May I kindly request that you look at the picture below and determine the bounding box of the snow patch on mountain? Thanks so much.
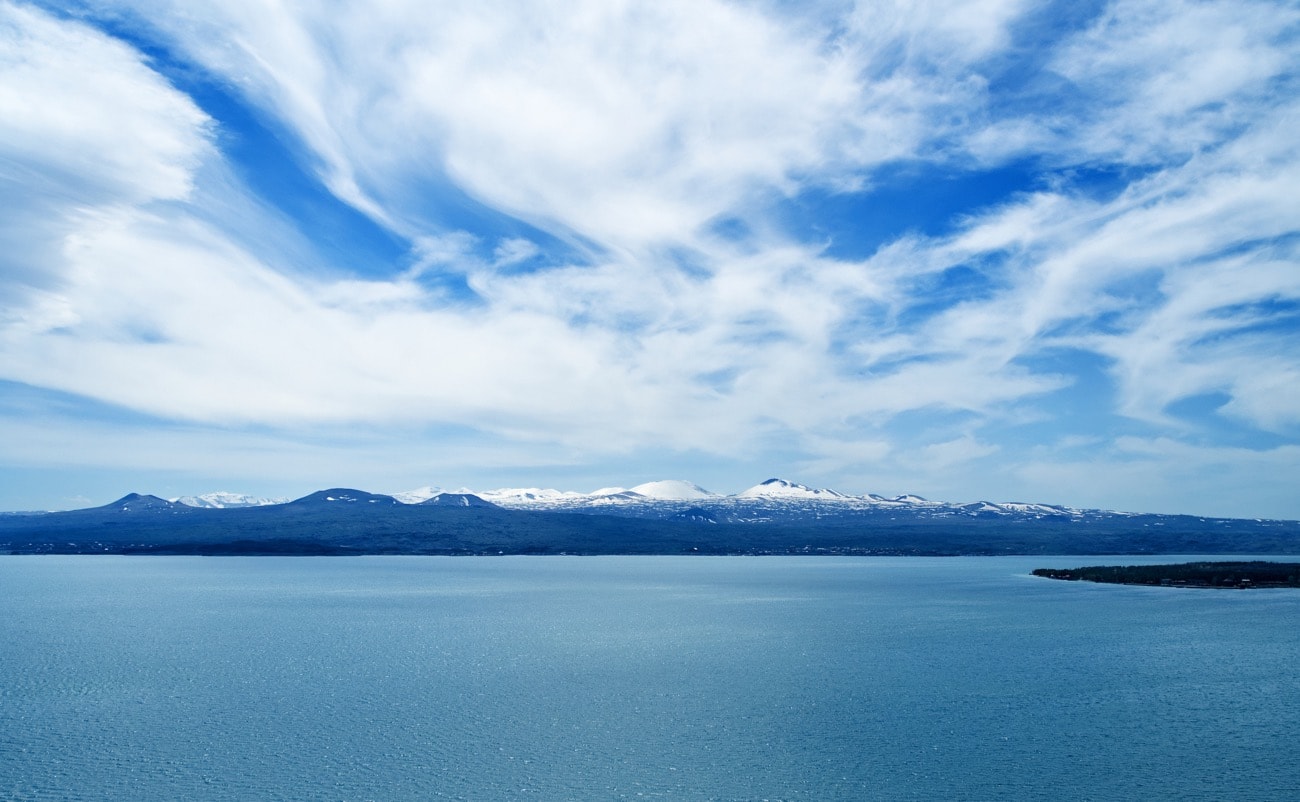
[174,492,288,508]
[630,480,717,500]
[998,502,1073,516]
[737,478,849,500]
[888,494,933,505]
[478,487,592,506]
[390,486,443,504]
[420,492,496,508]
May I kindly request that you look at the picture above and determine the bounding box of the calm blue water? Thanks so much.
[2,556,1297,801]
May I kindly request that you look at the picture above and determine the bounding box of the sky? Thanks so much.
[1,0,1298,517]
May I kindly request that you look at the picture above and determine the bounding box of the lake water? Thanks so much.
[2,556,1298,800]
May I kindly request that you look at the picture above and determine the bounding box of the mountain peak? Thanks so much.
[99,493,182,513]
[736,478,848,500]
[419,492,496,508]
[630,480,716,500]
[389,485,443,504]
[288,488,401,506]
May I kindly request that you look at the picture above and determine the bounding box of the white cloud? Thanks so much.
[492,238,540,268]
[87,0,1039,251]
[0,2,214,305]
[2,1,1298,516]
[846,0,1029,77]
[1050,0,1298,165]
[0,3,212,204]
[906,435,1000,472]
[889,89,1300,434]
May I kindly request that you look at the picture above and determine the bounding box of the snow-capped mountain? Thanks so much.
[173,492,289,509]
[477,487,596,506]
[996,501,1074,515]
[14,478,1297,560]
[389,486,443,504]
[737,478,850,500]
[408,481,716,508]
[630,480,717,500]
[885,494,935,505]
[424,477,1090,524]
[419,492,496,508]
[173,478,1097,526]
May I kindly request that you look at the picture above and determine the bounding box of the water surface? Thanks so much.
[2,556,1297,800]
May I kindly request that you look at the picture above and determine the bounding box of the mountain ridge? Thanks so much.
[374,477,1094,517]
[29,477,1298,523]
[3,491,1296,556]
[2,476,1298,558]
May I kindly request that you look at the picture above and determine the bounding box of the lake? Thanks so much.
[2,556,1297,800]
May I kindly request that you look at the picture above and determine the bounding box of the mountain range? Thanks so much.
[3,478,1299,556]
[171,478,1089,519]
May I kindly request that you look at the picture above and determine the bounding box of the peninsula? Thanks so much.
[1032,561,1300,588]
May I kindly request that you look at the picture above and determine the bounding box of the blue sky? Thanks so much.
[2,0,1298,517]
